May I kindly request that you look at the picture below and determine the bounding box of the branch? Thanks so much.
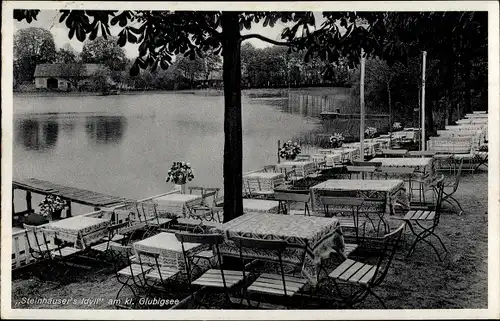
[240,34,294,47]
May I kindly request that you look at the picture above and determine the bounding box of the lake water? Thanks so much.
[12,92,319,215]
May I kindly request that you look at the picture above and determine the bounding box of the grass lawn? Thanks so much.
[10,169,488,310]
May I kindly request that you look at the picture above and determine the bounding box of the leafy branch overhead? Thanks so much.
[14,10,387,77]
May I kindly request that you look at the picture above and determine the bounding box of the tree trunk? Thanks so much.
[463,59,472,115]
[221,12,243,223]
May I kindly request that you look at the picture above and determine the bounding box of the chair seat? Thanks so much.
[145,266,180,281]
[329,259,376,285]
[336,217,367,229]
[51,246,82,258]
[119,222,147,234]
[194,250,214,259]
[396,210,436,221]
[40,243,59,252]
[117,263,152,277]
[103,234,126,242]
[147,218,172,226]
[91,241,121,252]
[192,269,245,288]
[247,273,307,297]
[129,255,139,263]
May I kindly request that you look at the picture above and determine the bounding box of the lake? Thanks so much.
[12,92,319,215]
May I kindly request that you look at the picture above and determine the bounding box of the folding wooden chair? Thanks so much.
[274,191,311,216]
[91,221,131,263]
[230,236,308,309]
[23,223,58,261]
[320,196,369,254]
[136,250,180,298]
[327,223,405,308]
[442,159,464,215]
[392,175,448,261]
[175,232,246,308]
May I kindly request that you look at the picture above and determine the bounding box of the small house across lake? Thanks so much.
[34,63,114,91]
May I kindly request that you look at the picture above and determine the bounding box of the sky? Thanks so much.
[13,10,326,58]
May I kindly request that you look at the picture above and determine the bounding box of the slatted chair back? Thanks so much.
[381,149,408,158]
[135,249,163,283]
[23,224,48,257]
[429,175,446,225]
[273,192,311,216]
[346,165,378,179]
[450,159,464,191]
[320,196,365,219]
[175,232,227,292]
[41,228,74,258]
[104,221,130,245]
[352,161,382,167]
[230,236,290,296]
[408,150,436,158]
[371,223,405,286]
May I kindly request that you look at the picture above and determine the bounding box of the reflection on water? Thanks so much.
[85,116,127,145]
[15,117,60,151]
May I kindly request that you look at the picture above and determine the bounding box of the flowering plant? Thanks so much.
[365,127,378,138]
[166,161,195,185]
[329,133,344,148]
[38,195,67,217]
[279,140,301,160]
[392,122,402,131]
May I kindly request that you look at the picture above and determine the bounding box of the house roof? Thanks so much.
[34,63,106,78]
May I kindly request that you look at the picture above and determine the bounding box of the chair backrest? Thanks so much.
[408,150,436,157]
[346,166,377,173]
[353,161,382,167]
[372,223,405,286]
[23,224,45,253]
[273,192,310,203]
[430,175,446,223]
[230,235,291,296]
[320,196,365,217]
[378,167,416,175]
[175,232,224,245]
[135,249,162,278]
[451,159,464,189]
[109,243,133,258]
[381,149,408,157]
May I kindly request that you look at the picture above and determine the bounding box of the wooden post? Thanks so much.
[66,200,72,217]
[360,49,366,161]
[421,51,427,151]
[26,191,32,213]
[277,140,281,164]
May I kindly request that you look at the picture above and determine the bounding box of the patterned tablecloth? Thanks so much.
[276,161,317,177]
[243,199,280,213]
[133,232,205,272]
[154,193,203,218]
[45,216,110,248]
[344,142,380,157]
[318,148,360,165]
[243,172,285,192]
[370,157,436,180]
[310,179,408,216]
[213,212,344,285]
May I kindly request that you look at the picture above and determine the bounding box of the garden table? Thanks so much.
[310,179,408,216]
[276,161,317,177]
[369,157,436,180]
[212,212,344,285]
[318,148,360,164]
[133,232,205,272]
[243,172,285,192]
[344,142,380,157]
[154,193,203,218]
[243,198,280,213]
[44,216,110,248]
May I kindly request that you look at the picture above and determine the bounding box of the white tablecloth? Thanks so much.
[133,232,204,272]
[243,172,285,192]
[154,193,203,218]
[45,216,109,248]
[243,199,280,213]
[276,161,317,177]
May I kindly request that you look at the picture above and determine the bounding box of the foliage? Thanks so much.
[55,48,77,63]
[166,162,195,185]
[38,195,67,217]
[87,68,114,93]
[392,122,402,131]
[13,27,56,82]
[364,126,378,138]
[279,140,301,160]
[81,36,127,71]
[329,133,344,148]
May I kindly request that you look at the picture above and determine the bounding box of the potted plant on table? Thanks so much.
[279,140,302,161]
[364,127,378,139]
[166,161,195,194]
[38,195,67,221]
[329,133,345,148]
[392,122,403,132]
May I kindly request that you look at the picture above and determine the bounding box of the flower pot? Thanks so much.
[174,183,188,194]
[51,209,63,221]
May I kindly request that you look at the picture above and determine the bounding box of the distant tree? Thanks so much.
[88,68,113,93]
[81,36,126,71]
[13,27,56,82]
[55,48,77,63]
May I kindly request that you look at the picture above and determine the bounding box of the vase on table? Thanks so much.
[174,183,188,194]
